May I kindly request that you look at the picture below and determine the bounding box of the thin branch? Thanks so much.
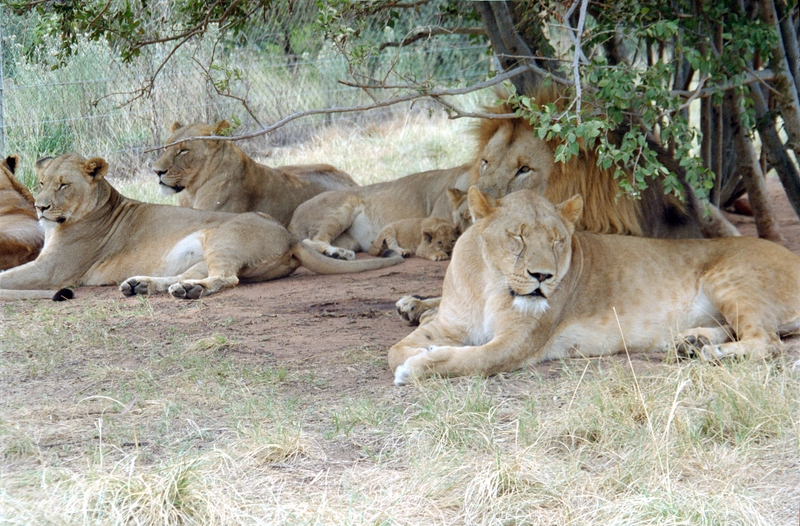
[429,96,517,120]
[379,26,486,50]
[144,64,559,152]
[564,0,590,122]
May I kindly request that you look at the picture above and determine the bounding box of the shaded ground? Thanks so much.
[56,176,800,391]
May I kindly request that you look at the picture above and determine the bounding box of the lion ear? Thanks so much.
[467,186,497,220]
[214,120,232,136]
[83,157,109,180]
[170,122,183,132]
[447,187,467,207]
[422,230,433,243]
[556,194,583,227]
[35,156,53,176]
[2,154,20,174]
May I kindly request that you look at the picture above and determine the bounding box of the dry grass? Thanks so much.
[1,112,799,524]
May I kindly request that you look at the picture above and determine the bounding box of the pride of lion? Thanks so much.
[2,95,796,377]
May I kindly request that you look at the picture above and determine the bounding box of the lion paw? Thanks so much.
[168,282,205,300]
[394,364,411,386]
[323,247,355,260]
[120,278,151,296]
[396,295,428,325]
[675,334,711,360]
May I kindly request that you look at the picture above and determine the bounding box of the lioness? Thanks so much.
[288,164,473,260]
[368,216,458,261]
[0,154,403,301]
[153,121,358,226]
[0,155,43,270]
[389,188,800,385]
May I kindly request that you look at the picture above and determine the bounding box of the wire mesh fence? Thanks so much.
[0,5,491,184]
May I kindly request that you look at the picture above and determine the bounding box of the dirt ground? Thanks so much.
[59,176,800,394]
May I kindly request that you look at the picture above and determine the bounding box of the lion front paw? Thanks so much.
[323,247,356,260]
[120,278,151,297]
[168,282,205,300]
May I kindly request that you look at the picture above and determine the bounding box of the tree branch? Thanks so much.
[145,63,555,152]
[379,26,486,50]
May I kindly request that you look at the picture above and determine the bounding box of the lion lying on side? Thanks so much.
[153,121,358,226]
[289,165,473,260]
[368,216,458,261]
[389,188,800,385]
[0,155,43,270]
[0,154,402,301]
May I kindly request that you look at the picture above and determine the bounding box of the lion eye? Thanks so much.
[58,183,68,190]
[177,149,189,156]
[515,166,531,177]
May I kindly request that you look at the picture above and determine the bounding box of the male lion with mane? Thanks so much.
[153,121,357,226]
[0,154,402,301]
[0,155,43,270]
[389,188,799,385]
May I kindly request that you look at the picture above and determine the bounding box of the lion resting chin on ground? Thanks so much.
[389,188,800,385]
[0,154,402,301]
[153,121,357,226]
[0,155,43,270]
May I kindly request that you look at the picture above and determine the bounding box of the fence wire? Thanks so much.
[0,7,490,183]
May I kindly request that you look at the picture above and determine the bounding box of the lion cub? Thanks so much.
[368,216,458,261]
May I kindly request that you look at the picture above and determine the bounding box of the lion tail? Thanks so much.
[292,242,404,274]
[0,288,74,301]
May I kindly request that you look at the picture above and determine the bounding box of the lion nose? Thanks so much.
[154,169,166,177]
[528,271,552,282]
[36,204,50,213]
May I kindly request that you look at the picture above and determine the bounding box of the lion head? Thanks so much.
[472,90,646,237]
[416,216,459,261]
[34,154,112,226]
[468,186,582,316]
[153,120,231,195]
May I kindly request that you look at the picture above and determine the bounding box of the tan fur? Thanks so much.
[389,188,800,384]
[153,121,358,226]
[0,154,403,301]
[288,165,473,260]
[0,155,43,270]
[368,216,458,261]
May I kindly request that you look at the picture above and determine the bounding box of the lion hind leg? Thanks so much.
[303,195,363,260]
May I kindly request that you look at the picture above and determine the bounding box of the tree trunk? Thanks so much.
[759,0,800,151]
[750,82,800,220]
[725,91,785,241]
[475,1,553,94]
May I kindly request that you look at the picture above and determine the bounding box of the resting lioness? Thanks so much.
[0,154,402,301]
[289,165,472,260]
[368,216,458,261]
[389,188,800,385]
[0,155,43,270]
[153,121,358,226]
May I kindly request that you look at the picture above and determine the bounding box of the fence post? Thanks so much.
[0,9,5,157]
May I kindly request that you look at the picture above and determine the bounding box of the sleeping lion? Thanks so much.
[389,188,800,385]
